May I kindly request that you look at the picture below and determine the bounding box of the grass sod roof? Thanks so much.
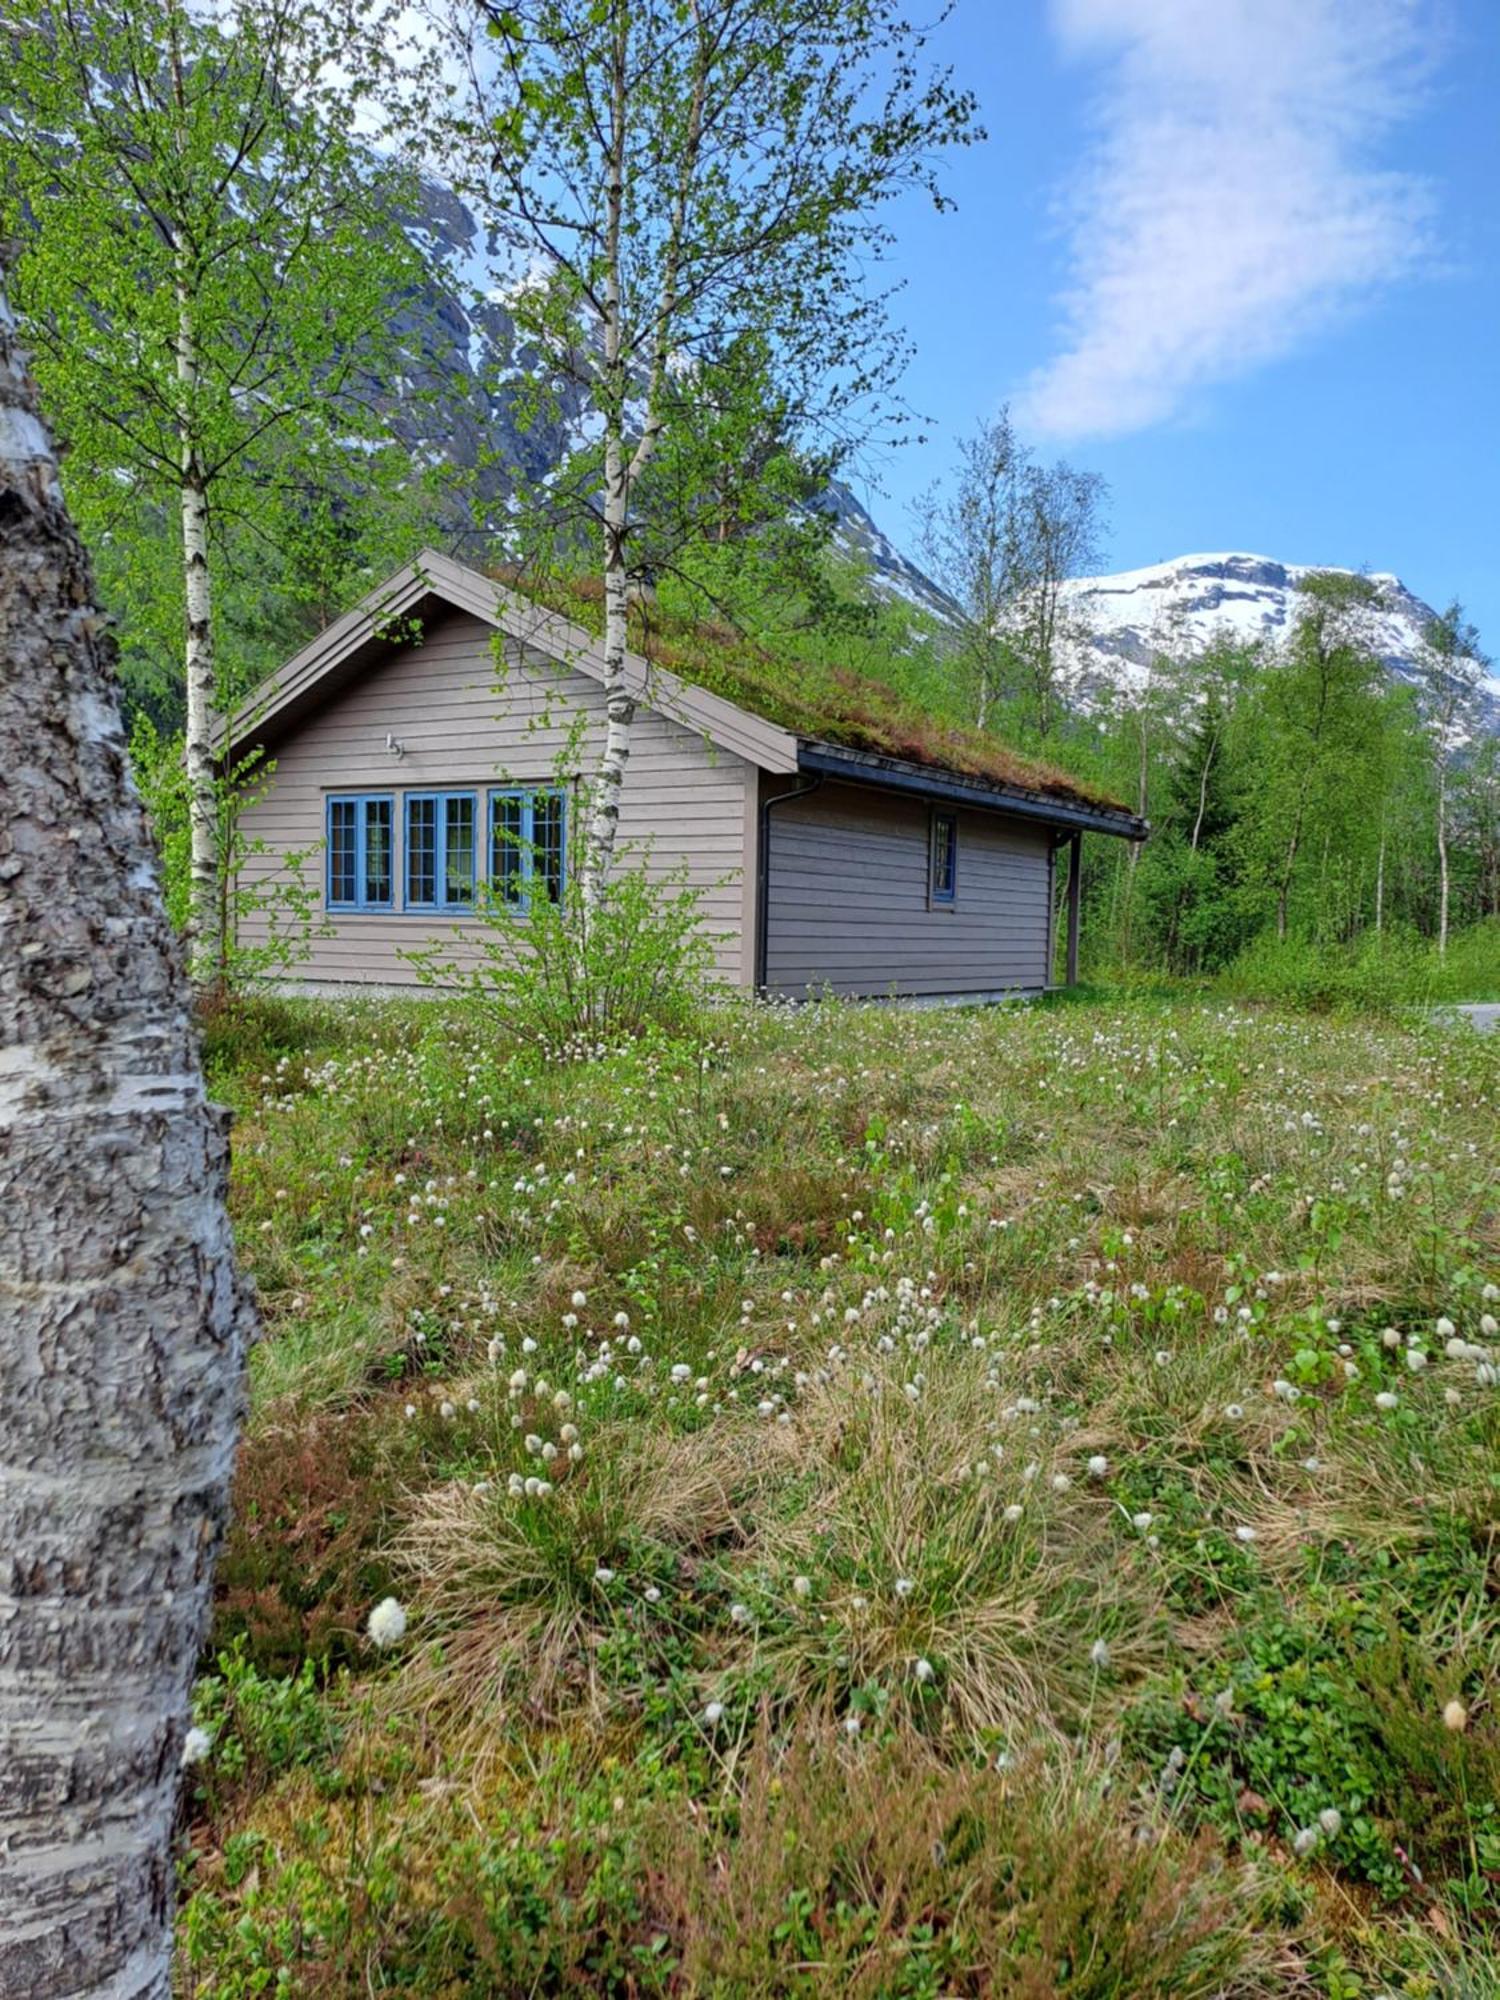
[486,566,1131,819]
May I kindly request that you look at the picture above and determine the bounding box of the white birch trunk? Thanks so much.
[1375,831,1385,934]
[1437,774,1450,956]
[579,10,705,916]
[0,282,252,1998]
[579,20,634,915]
[581,442,635,913]
[176,274,221,989]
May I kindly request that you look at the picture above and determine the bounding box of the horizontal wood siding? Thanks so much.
[763,779,1053,998]
[235,609,752,987]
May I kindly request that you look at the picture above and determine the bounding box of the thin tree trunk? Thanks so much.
[1189,725,1219,853]
[0,280,252,1997]
[1374,831,1385,934]
[1437,773,1450,956]
[1276,823,1300,942]
[580,13,634,917]
[177,280,221,989]
[580,4,707,914]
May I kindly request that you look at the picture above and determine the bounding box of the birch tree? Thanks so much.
[916,406,1105,736]
[0,277,252,1999]
[915,411,1022,727]
[1416,600,1488,955]
[431,0,978,909]
[2,0,427,987]
[1241,571,1384,940]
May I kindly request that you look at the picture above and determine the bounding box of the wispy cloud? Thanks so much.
[1016,0,1442,442]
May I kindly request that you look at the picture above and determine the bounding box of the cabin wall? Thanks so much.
[761,777,1055,998]
[235,607,754,988]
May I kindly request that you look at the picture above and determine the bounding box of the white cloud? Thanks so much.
[1016,0,1441,442]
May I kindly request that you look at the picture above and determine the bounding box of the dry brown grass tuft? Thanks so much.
[743,1358,1168,1737]
[392,1418,761,1728]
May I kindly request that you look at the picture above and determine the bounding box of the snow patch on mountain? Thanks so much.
[1058,552,1500,727]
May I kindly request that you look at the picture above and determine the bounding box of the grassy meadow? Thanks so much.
[179,993,1500,1997]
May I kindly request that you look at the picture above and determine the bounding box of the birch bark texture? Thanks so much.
[0,285,252,1996]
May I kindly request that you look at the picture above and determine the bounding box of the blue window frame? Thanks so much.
[929,810,958,906]
[326,794,394,911]
[404,792,476,910]
[489,788,567,908]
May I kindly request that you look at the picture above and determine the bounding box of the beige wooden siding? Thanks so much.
[762,778,1054,998]
[235,609,753,987]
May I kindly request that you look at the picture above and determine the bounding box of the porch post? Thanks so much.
[1066,830,1082,987]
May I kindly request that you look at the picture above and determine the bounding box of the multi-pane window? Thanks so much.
[325,788,565,916]
[929,810,958,905]
[326,795,394,910]
[489,788,567,908]
[404,792,476,909]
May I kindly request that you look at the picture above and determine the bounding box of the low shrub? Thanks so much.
[647,1728,1294,1998]
[405,854,724,1051]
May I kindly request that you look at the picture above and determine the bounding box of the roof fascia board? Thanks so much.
[797,741,1148,840]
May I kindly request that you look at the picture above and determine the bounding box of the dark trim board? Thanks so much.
[795,742,1149,842]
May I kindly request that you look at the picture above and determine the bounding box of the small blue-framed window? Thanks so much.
[489,788,567,909]
[404,792,477,910]
[929,810,958,906]
[326,794,394,911]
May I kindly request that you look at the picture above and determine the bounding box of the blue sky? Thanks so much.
[856,0,1500,642]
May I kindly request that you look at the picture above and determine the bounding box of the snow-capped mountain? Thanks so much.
[395,198,1492,721]
[1058,552,1500,726]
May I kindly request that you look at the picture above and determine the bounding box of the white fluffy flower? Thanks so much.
[1089,1637,1111,1669]
[1087,1455,1109,1479]
[703,1700,725,1725]
[367,1597,408,1650]
[180,1725,212,1770]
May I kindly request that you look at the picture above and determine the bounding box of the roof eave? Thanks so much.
[796,740,1149,841]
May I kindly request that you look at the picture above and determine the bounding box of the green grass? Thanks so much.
[180,993,1500,1995]
[488,562,1131,814]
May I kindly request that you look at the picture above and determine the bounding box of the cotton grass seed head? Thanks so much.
[367,1596,408,1650]
[1443,1699,1469,1732]
[180,1726,212,1770]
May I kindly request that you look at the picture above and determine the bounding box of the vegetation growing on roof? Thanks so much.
[484,565,1131,815]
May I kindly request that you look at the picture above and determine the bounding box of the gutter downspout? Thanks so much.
[756,772,824,993]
